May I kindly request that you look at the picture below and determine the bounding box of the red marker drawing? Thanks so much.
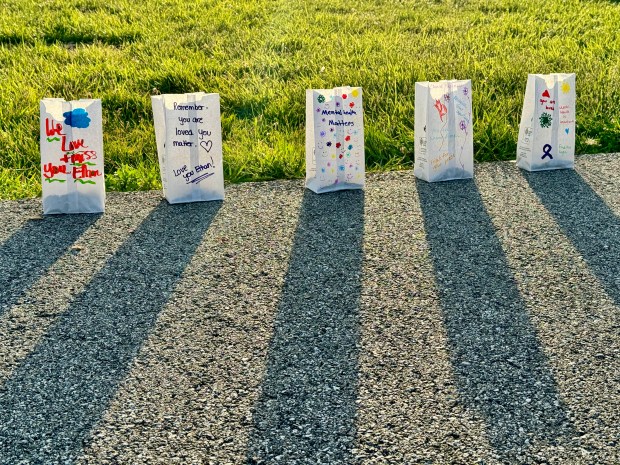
[434,100,447,121]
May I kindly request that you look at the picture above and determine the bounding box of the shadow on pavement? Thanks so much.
[0,214,99,316]
[416,178,571,460]
[0,200,221,464]
[524,169,620,308]
[247,189,364,465]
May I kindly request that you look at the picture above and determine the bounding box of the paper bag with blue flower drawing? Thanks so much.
[414,80,474,182]
[305,87,365,193]
[517,73,576,171]
[40,98,105,214]
[151,92,225,203]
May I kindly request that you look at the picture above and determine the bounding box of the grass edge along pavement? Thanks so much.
[1,0,620,199]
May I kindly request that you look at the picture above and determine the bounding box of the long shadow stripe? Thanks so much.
[247,190,364,465]
[524,169,620,307]
[416,179,571,460]
[0,214,99,316]
[0,200,221,464]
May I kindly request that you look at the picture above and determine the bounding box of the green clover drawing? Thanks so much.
[539,112,552,128]
[317,94,325,103]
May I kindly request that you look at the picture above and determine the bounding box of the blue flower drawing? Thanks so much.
[63,108,91,128]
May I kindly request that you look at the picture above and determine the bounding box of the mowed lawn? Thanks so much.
[0,0,619,199]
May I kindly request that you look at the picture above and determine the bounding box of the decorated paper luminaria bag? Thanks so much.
[152,92,225,203]
[40,98,105,214]
[414,80,474,182]
[517,73,576,171]
[305,86,365,193]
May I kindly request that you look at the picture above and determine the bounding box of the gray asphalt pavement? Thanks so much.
[0,153,619,465]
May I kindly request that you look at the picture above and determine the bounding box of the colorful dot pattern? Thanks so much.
[312,87,364,187]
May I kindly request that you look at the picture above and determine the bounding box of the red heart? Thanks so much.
[345,136,351,141]
[336,142,341,148]
[339,154,344,159]
[542,89,550,98]
[342,94,347,99]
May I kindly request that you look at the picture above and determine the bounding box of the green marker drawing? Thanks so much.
[74,179,96,184]
[45,178,66,183]
[539,112,552,128]
[70,162,96,167]
[46,137,61,142]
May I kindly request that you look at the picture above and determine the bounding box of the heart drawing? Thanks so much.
[200,140,213,153]
[565,128,570,135]
[542,89,551,98]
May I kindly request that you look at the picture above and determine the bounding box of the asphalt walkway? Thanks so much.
[0,154,619,464]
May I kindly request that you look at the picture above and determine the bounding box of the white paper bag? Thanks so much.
[151,93,225,203]
[305,87,365,193]
[40,98,105,214]
[414,80,474,182]
[517,73,576,171]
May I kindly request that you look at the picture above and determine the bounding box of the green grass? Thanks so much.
[1,0,619,199]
